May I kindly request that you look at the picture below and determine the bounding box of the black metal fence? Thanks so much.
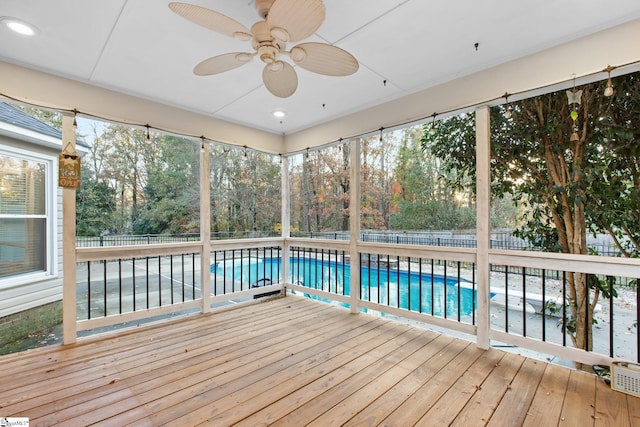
[292,231,622,256]
[76,231,280,247]
[77,231,621,257]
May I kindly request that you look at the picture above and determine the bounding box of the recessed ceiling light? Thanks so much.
[273,110,286,119]
[1,17,38,36]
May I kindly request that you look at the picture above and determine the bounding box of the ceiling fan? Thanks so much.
[168,0,359,98]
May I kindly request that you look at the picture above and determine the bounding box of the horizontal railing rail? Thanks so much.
[76,242,203,262]
[284,240,638,366]
[488,250,640,365]
[72,236,638,367]
[74,239,287,332]
[285,240,479,336]
[354,242,478,335]
[210,245,284,302]
[75,244,203,332]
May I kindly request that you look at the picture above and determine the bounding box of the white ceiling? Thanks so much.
[1,0,640,135]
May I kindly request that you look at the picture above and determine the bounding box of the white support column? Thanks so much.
[349,139,361,314]
[200,140,212,312]
[475,106,491,349]
[280,156,290,291]
[62,114,77,345]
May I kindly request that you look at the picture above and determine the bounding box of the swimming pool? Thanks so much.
[211,257,477,317]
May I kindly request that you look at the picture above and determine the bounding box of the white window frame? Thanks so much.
[0,144,57,287]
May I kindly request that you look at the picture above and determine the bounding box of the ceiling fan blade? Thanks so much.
[262,61,298,98]
[290,42,359,76]
[194,53,253,76]
[169,2,251,38]
[267,0,325,42]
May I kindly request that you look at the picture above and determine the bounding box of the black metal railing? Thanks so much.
[77,253,199,320]
[210,246,282,297]
[489,265,639,363]
[358,253,477,325]
[288,246,349,298]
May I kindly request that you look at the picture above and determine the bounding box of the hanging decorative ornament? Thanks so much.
[603,65,616,97]
[566,80,582,142]
[503,93,512,119]
[58,142,81,188]
[429,112,438,135]
[566,88,583,106]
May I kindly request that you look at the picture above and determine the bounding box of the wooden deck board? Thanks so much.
[268,328,435,426]
[560,369,598,425]
[342,334,460,426]
[413,348,506,426]
[522,363,571,427]
[451,351,526,426]
[1,296,638,426]
[486,357,547,427]
[5,300,330,418]
[594,376,632,427]
[190,320,410,426]
[224,321,414,427]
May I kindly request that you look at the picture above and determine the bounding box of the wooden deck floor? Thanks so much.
[1,296,639,426]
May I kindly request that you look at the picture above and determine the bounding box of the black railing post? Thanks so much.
[608,275,614,358]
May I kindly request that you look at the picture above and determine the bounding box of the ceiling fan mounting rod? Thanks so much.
[255,0,276,18]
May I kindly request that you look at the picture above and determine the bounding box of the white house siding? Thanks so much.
[0,119,65,319]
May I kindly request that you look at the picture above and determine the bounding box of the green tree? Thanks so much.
[422,74,640,357]
[207,146,280,236]
[587,73,640,257]
[133,135,200,234]
[76,163,116,236]
[390,126,476,230]
[292,145,350,233]
[361,135,392,230]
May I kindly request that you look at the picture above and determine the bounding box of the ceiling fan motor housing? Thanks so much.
[258,45,278,64]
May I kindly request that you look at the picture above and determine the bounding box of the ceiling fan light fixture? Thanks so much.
[290,46,307,63]
[258,45,278,63]
[604,79,614,97]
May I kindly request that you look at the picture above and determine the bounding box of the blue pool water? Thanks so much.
[211,257,477,317]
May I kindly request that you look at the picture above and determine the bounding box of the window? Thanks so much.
[0,149,53,280]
